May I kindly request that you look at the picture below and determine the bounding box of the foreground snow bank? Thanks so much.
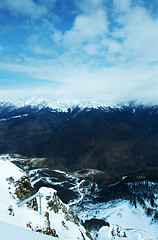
[0,221,57,240]
[0,156,91,240]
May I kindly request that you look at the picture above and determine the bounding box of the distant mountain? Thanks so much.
[0,100,158,179]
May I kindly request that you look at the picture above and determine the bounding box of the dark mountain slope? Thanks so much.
[0,104,158,175]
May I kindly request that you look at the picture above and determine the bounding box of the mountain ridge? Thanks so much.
[0,100,158,180]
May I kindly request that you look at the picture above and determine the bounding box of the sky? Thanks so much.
[0,0,158,105]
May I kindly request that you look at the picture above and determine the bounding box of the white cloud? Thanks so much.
[51,0,158,65]
[1,53,158,105]
[51,1,109,60]
[63,9,108,45]
[27,34,56,56]
[113,0,131,12]
[1,0,158,105]
[0,0,49,19]
[38,0,56,10]
[84,43,101,55]
[52,30,63,42]
[111,5,158,63]
[76,0,105,13]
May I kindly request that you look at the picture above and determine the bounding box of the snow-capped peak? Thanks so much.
[0,97,109,112]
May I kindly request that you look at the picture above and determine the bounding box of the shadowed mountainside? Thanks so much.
[0,103,158,176]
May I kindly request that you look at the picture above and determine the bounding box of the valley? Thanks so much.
[1,101,158,176]
[1,153,158,239]
[0,101,158,239]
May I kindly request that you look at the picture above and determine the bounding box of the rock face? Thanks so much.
[0,103,158,176]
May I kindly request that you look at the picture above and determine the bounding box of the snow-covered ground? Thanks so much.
[73,199,158,240]
[0,156,91,240]
[1,154,158,240]
[0,221,57,240]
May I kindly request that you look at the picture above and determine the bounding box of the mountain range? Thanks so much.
[0,100,158,183]
[0,100,158,239]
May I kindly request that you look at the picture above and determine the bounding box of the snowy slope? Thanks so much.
[97,200,158,240]
[1,154,158,240]
[0,221,57,240]
[74,199,158,240]
[0,156,91,240]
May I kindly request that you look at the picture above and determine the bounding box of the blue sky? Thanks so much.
[1,0,158,105]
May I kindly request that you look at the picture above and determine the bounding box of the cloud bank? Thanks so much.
[0,0,158,105]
